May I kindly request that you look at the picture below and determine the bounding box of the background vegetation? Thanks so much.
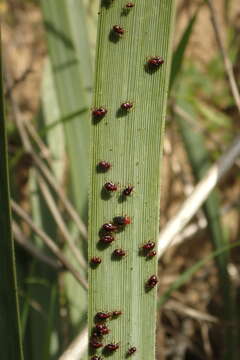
[1,0,240,359]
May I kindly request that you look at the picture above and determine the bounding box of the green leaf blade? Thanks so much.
[89,1,176,359]
[170,10,198,90]
[0,36,24,360]
[41,0,91,218]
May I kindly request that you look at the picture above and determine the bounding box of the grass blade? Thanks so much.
[170,9,198,90]
[40,0,91,219]
[176,102,236,360]
[0,34,24,360]
[39,0,92,346]
[176,103,229,269]
[89,1,176,358]
[158,241,240,307]
[170,14,236,355]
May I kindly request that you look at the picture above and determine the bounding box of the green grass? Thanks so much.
[88,1,176,358]
[0,32,24,360]
[41,0,91,219]
[158,241,240,307]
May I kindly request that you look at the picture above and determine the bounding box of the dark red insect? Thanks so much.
[123,186,134,196]
[146,275,158,288]
[95,323,110,335]
[100,235,115,244]
[146,250,157,258]
[92,107,107,118]
[126,2,135,8]
[113,25,125,35]
[147,56,164,68]
[142,241,155,251]
[127,346,137,355]
[111,310,122,317]
[104,343,119,352]
[96,312,112,321]
[113,248,126,257]
[90,338,103,348]
[91,356,103,360]
[104,182,117,192]
[113,216,131,226]
[91,332,99,338]
[121,102,133,111]
[98,161,111,172]
[102,223,118,232]
[90,257,102,265]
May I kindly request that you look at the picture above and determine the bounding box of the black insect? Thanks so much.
[104,182,118,192]
[92,107,107,118]
[113,216,131,226]
[127,346,137,355]
[102,223,118,232]
[111,310,122,317]
[98,161,111,172]
[104,343,119,352]
[95,323,110,336]
[95,312,112,321]
[90,257,102,265]
[121,102,133,111]
[100,235,115,244]
[113,249,126,257]
[126,2,135,8]
[146,275,158,288]
[112,25,125,35]
[90,338,103,348]
[146,250,156,258]
[122,2,135,15]
[142,241,155,251]
[147,56,164,68]
[123,186,134,196]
